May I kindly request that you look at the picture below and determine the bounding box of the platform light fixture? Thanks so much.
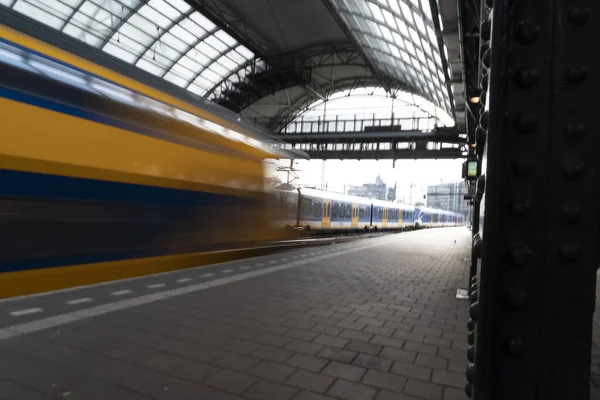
[469,96,480,104]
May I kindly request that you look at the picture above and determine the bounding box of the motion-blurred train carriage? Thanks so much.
[0,25,302,297]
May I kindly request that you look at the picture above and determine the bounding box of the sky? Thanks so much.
[266,158,465,204]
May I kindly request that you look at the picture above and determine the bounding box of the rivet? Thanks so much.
[476,174,486,199]
[471,276,478,284]
[466,363,476,382]
[482,48,491,69]
[559,243,581,262]
[481,73,489,89]
[567,8,590,25]
[509,199,532,219]
[506,337,525,357]
[470,282,478,293]
[507,246,532,268]
[465,383,473,398]
[470,301,479,322]
[470,290,478,303]
[559,202,581,224]
[473,238,482,259]
[480,21,491,41]
[512,114,537,134]
[563,123,587,141]
[506,289,526,309]
[510,158,535,177]
[479,111,489,130]
[468,318,475,331]
[562,159,585,181]
[475,127,486,148]
[565,66,588,84]
[468,330,475,345]
[514,69,539,88]
[467,345,475,362]
[515,21,540,45]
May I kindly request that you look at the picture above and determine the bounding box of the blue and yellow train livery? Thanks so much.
[270,187,459,232]
[0,25,297,298]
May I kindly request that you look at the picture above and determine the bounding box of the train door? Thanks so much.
[399,208,404,227]
[382,208,388,228]
[351,204,359,228]
[322,200,331,228]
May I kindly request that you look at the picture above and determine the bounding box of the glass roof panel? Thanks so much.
[3,0,256,100]
[333,0,450,113]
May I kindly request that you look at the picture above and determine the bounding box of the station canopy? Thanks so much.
[2,0,256,96]
[1,0,463,133]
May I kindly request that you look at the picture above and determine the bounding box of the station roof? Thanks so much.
[2,0,465,133]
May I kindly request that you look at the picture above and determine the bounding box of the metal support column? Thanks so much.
[469,1,599,399]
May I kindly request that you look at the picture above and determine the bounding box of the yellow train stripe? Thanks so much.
[0,24,277,159]
[0,249,265,299]
[0,98,264,192]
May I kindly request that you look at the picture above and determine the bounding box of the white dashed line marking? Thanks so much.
[111,290,133,296]
[200,273,214,278]
[176,278,192,283]
[240,266,251,270]
[66,298,92,305]
[268,261,277,265]
[281,258,288,261]
[10,308,43,317]
[0,237,392,340]
[309,253,316,256]
[222,269,234,274]
[292,256,298,259]
[301,254,307,257]
[147,283,166,289]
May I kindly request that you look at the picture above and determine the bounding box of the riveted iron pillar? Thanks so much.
[471,1,599,399]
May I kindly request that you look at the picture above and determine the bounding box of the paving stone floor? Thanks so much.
[0,227,471,400]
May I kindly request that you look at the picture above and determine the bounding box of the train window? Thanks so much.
[378,208,383,219]
[332,203,339,219]
[346,205,352,219]
[359,207,365,219]
[302,198,312,217]
[339,204,345,219]
[313,201,321,218]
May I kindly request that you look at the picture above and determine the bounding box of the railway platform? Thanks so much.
[0,228,471,400]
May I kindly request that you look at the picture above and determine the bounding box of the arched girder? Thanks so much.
[247,77,424,134]
[289,91,441,126]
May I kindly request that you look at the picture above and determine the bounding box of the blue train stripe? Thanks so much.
[0,168,254,206]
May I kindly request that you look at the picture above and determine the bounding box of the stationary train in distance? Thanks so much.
[269,187,466,232]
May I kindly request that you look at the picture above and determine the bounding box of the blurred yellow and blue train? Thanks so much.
[0,25,300,298]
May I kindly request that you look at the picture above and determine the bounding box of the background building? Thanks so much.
[348,175,388,200]
[426,181,470,218]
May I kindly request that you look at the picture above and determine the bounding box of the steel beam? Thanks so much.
[283,149,464,160]
[278,130,464,142]
[470,1,599,399]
